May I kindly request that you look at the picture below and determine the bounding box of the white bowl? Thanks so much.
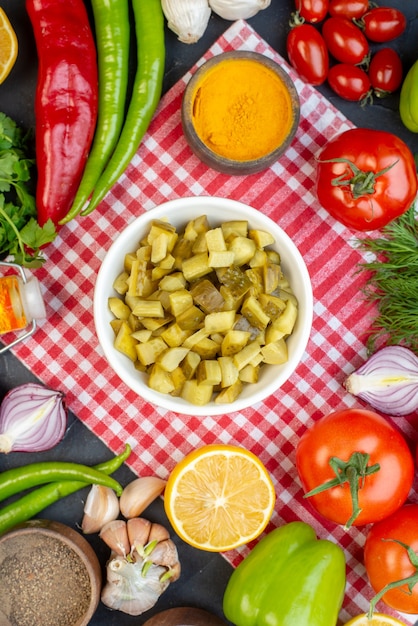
[94,197,313,416]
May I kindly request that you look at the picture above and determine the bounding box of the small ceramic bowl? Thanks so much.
[0,519,101,626]
[181,51,300,175]
[94,196,313,416]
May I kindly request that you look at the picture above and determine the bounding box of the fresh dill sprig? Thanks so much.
[356,206,418,353]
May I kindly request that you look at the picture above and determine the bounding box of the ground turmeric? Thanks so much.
[191,57,294,162]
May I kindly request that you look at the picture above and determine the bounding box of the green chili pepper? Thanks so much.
[400,60,418,133]
[223,521,346,626]
[0,460,123,502]
[0,444,131,536]
[91,443,131,474]
[80,0,165,217]
[59,0,130,225]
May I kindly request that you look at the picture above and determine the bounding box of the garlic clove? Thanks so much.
[209,0,271,20]
[99,519,130,557]
[119,476,166,519]
[127,517,152,553]
[147,521,171,543]
[81,484,120,534]
[168,561,181,582]
[161,0,211,44]
[150,539,181,580]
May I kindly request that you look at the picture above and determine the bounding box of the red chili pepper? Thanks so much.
[26,0,98,227]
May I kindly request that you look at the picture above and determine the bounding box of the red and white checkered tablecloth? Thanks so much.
[8,20,418,624]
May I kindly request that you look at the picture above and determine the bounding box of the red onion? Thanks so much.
[0,383,67,453]
[344,346,418,416]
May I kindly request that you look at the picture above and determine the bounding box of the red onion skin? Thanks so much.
[345,346,418,416]
[0,383,67,453]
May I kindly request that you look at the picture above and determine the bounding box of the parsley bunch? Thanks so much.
[0,112,56,267]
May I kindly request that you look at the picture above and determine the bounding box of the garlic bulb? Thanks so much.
[102,555,171,616]
[100,518,180,616]
[209,0,271,20]
[161,0,211,44]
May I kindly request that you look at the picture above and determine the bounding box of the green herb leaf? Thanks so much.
[356,206,418,353]
[0,112,56,266]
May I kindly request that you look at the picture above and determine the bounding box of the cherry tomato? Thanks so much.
[315,128,418,231]
[322,16,369,65]
[369,47,403,96]
[286,24,329,85]
[328,0,368,19]
[296,409,414,527]
[327,63,371,101]
[294,0,329,23]
[364,504,418,614]
[361,7,406,42]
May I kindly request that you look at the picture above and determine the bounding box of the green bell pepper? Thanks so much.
[400,60,418,133]
[223,521,346,626]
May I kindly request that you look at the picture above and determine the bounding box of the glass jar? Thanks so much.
[0,261,46,352]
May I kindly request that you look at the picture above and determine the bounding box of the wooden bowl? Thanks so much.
[143,607,228,625]
[0,519,102,626]
[181,51,300,175]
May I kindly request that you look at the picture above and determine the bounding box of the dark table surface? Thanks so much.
[1,1,418,625]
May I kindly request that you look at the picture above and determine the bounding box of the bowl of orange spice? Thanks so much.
[181,51,300,175]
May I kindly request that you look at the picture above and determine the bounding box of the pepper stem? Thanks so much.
[368,539,418,619]
[317,157,398,199]
[303,452,380,529]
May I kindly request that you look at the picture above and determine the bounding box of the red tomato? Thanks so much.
[364,505,418,614]
[286,24,329,85]
[295,0,329,23]
[295,409,414,527]
[369,48,403,95]
[361,7,406,42]
[315,128,418,231]
[328,0,368,19]
[322,16,369,64]
[327,63,371,101]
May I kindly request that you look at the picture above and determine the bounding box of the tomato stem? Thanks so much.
[289,11,305,28]
[318,157,398,199]
[368,539,418,619]
[303,452,380,528]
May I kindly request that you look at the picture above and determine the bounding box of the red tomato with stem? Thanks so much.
[369,48,403,96]
[322,16,369,65]
[360,7,406,42]
[364,504,418,614]
[295,409,414,528]
[286,24,329,85]
[294,0,329,23]
[328,0,368,19]
[327,63,371,101]
[315,128,418,231]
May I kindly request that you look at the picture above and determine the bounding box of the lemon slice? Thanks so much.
[0,8,18,84]
[345,614,408,626]
[164,444,276,552]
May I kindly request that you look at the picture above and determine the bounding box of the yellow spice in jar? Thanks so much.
[191,58,294,162]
